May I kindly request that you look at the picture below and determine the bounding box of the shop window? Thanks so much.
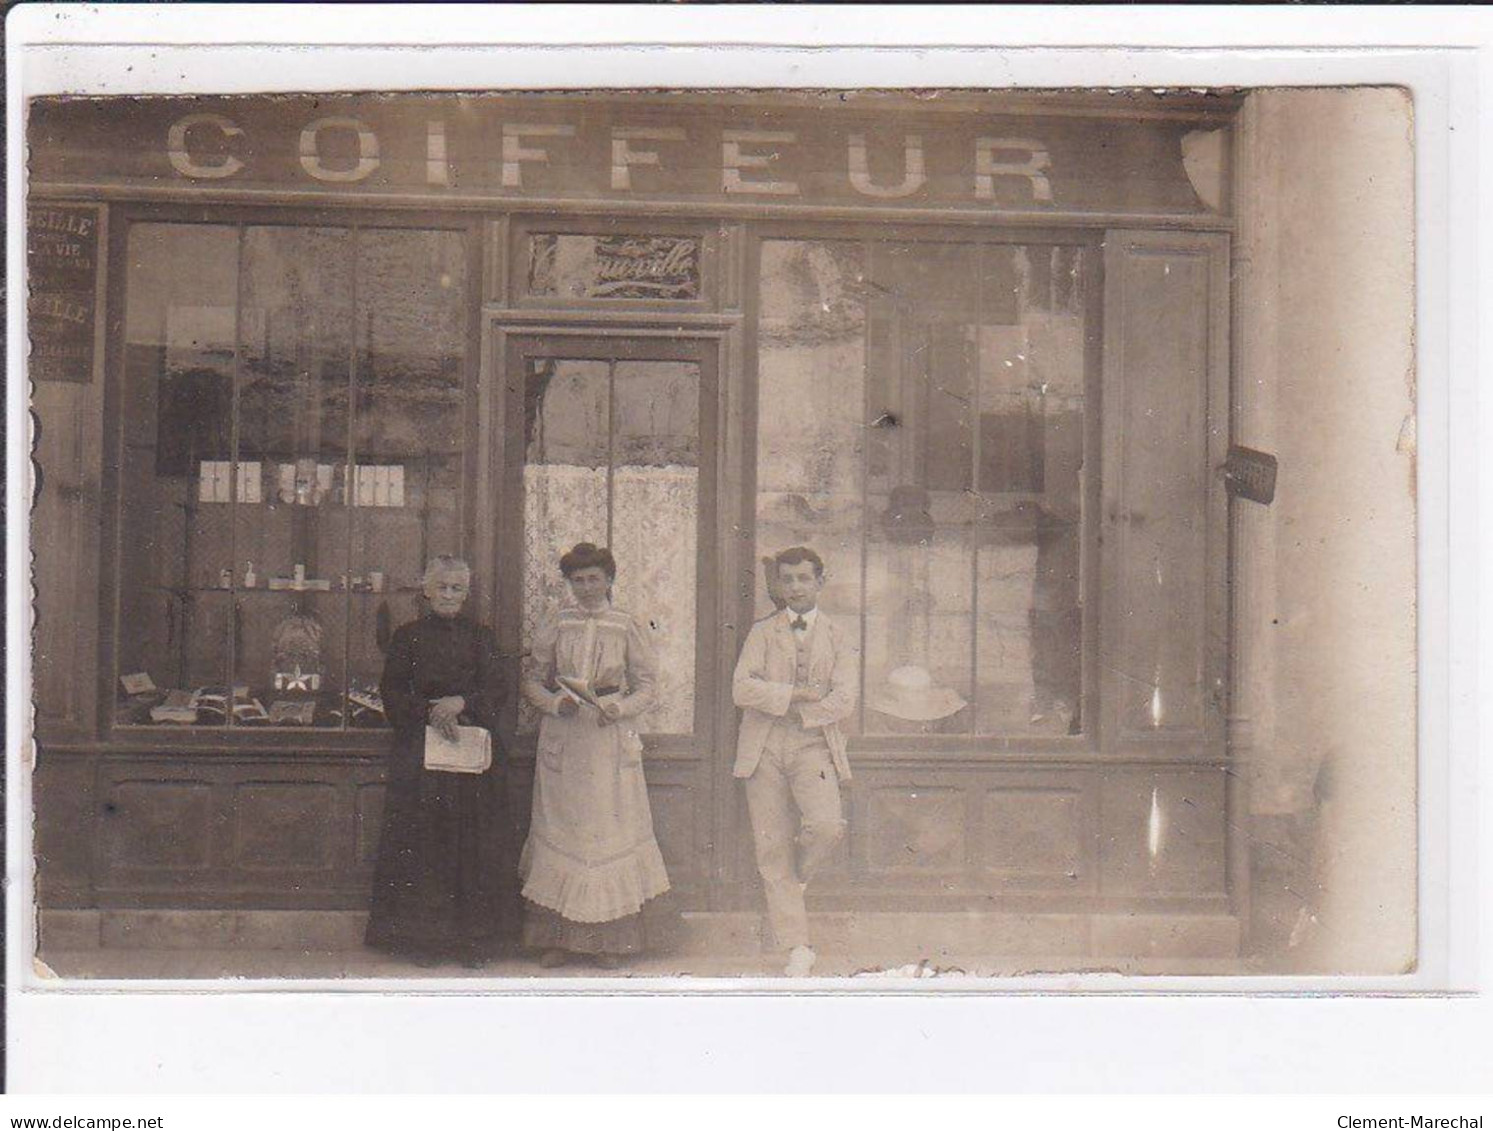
[755,238,1089,739]
[114,221,469,731]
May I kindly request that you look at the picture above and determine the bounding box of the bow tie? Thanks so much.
[790,615,809,632]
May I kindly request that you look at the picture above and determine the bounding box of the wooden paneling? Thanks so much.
[103,778,214,871]
[644,780,700,889]
[812,764,1160,905]
[32,383,105,738]
[354,782,386,865]
[980,784,1093,890]
[48,749,1232,913]
[232,782,338,871]
[92,755,389,905]
[1099,767,1228,898]
[33,752,99,906]
[864,785,966,873]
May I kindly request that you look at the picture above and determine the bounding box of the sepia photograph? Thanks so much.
[22,81,1420,986]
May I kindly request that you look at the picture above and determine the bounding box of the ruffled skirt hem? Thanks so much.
[518,834,671,924]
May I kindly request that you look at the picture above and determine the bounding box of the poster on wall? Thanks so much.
[27,203,100,383]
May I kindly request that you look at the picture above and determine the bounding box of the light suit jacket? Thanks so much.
[732,608,858,782]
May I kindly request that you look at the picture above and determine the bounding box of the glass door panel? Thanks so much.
[504,335,715,748]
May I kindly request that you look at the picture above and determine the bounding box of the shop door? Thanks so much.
[496,332,721,905]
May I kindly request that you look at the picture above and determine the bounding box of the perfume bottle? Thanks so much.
[244,561,257,589]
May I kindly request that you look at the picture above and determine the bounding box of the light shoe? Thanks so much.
[784,945,816,977]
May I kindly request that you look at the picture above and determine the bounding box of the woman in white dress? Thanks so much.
[519,542,671,969]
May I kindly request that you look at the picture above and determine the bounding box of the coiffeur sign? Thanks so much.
[28,94,1228,215]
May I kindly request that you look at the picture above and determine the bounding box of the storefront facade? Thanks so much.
[30,91,1243,958]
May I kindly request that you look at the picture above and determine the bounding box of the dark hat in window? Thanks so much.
[880,484,937,544]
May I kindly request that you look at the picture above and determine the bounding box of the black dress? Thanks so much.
[365,611,509,964]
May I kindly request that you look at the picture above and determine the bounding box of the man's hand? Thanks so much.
[428,695,466,743]
[789,684,824,723]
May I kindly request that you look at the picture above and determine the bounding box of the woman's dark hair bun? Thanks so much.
[559,541,617,580]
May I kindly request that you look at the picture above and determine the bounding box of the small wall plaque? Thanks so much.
[1223,445,1278,505]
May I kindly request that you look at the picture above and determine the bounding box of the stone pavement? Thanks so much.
[32,907,1249,982]
[34,946,1242,983]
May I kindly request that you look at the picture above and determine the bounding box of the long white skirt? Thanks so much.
[519,711,670,924]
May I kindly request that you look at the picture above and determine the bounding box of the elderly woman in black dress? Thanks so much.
[365,555,507,967]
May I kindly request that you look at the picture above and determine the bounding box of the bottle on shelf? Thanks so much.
[244,561,257,589]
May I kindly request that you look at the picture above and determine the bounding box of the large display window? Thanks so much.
[753,234,1097,744]
[111,217,475,731]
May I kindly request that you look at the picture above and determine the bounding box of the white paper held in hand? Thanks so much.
[423,725,493,774]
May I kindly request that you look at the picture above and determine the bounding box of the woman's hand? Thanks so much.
[429,695,466,743]
[556,696,580,718]
[595,700,622,728]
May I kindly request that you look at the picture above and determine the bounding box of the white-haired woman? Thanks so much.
[365,555,507,967]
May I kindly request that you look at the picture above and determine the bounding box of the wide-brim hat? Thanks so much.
[868,665,969,722]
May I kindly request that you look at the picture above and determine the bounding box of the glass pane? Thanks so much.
[755,240,869,734]
[864,242,984,495]
[973,245,1088,735]
[116,223,238,727]
[346,229,469,728]
[1115,250,1208,733]
[756,238,1089,743]
[520,357,610,735]
[529,234,701,301]
[236,227,353,729]
[864,534,974,736]
[518,352,702,738]
[754,242,867,738]
[612,360,699,735]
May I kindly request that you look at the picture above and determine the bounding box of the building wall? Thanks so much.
[1236,88,1417,972]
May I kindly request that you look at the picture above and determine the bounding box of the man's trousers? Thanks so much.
[742,727,846,951]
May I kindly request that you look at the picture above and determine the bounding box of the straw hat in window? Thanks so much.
[868,665,968,722]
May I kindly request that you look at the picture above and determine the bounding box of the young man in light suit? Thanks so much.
[732,546,858,976]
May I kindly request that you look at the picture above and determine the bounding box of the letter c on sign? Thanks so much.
[167,114,245,180]
[299,117,380,183]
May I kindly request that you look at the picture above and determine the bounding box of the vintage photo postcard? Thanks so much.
[22,83,1417,986]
